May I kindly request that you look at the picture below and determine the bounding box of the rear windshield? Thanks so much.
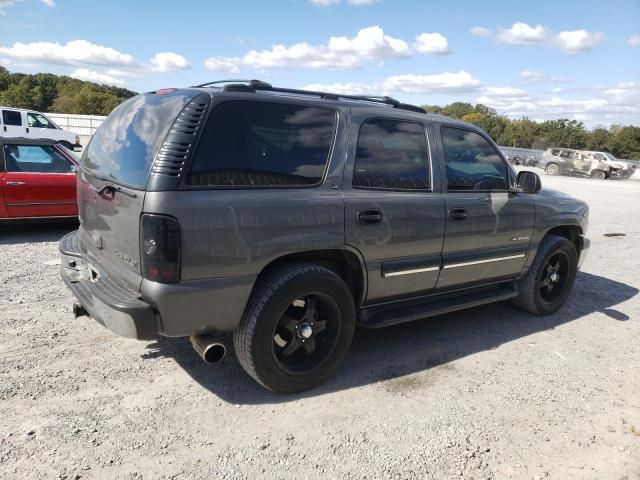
[82,91,196,189]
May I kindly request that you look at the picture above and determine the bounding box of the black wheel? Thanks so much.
[512,234,578,315]
[545,163,560,176]
[590,170,606,180]
[234,263,356,393]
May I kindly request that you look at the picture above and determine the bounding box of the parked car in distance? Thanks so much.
[582,151,636,179]
[59,80,590,393]
[539,148,610,179]
[0,137,79,220]
[1,107,82,150]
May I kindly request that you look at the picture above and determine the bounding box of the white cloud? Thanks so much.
[628,34,640,47]
[204,56,240,73]
[554,30,606,53]
[206,26,448,71]
[413,32,450,55]
[40,0,55,7]
[303,70,482,96]
[475,22,605,53]
[496,22,551,45]
[520,70,567,84]
[470,26,492,38]
[477,81,640,126]
[70,68,125,86]
[0,39,135,67]
[347,0,379,4]
[0,0,21,15]
[150,52,191,72]
[309,0,340,5]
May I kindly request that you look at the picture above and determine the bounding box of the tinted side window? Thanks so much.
[353,119,430,190]
[441,127,509,191]
[187,101,336,187]
[3,145,73,173]
[2,110,22,126]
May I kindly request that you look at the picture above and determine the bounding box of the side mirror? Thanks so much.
[517,171,541,194]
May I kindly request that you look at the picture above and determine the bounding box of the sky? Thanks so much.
[0,0,639,127]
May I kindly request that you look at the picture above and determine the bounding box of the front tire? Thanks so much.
[234,263,356,393]
[512,234,578,315]
[590,170,606,180]
[545,163,560,176]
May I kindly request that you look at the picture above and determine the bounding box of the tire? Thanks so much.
[512,234,578,315]
[234,263,356,393]
[590,170,606,180]
[545,163,560,176]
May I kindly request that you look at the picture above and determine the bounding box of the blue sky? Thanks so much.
[1,0,639,126]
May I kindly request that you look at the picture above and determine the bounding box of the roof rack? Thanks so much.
[192,79,426,114]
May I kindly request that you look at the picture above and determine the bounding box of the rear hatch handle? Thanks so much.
[90,182,138,199]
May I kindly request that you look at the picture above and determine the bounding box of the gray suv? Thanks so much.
[60,80,590,393]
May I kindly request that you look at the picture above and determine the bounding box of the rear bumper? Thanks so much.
[59,230,255,339]
[59,231,157,340]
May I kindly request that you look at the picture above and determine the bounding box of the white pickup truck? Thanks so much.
[1,107,81,150]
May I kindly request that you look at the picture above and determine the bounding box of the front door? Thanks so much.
[2,144,77,218]
[1,110,25,137]
[436,125,534,289]
[344,114,445,304]
[27,112,62,142]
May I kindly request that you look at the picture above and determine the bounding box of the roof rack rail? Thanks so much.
[193,79,426,114]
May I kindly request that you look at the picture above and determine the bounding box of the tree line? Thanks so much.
[0,66,136,116]
[421,102,640,160]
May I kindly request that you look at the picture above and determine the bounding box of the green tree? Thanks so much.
[440,102,475,119]
[608,126,640,159]
[501,118,540,148]
[586,127,612,151]
[461,112,508,143]
[538,119,588,149]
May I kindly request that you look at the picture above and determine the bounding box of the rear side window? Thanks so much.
[82,91,196,189]
[352,119,430,190]
[186,101,336,187]
[2,110,22,126]
[3,145,74,173]
[441,126,509,191]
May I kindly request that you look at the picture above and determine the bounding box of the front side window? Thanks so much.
[441,126,509,191]
[2,110,22,126]
[27,112,56,129]
[187,101,336,187]
[3,145,74,173]
[353,119,430,190]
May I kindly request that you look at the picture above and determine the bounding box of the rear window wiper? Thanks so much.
[90,182,137,198]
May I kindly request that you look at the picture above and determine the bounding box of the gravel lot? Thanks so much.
[1,174,639,480]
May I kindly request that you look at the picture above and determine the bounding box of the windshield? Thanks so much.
[82,90,196,189]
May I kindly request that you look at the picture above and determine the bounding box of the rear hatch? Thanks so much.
[77,89,199,290]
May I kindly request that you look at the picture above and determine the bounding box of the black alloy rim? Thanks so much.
[539,251,570,303]
[271,293,341,375]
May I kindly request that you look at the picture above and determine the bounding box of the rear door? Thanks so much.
[435,125,534,290]
[1,143,77,218]
[77,90,198,290]
[1,110,25,137]
[344,113,445,303]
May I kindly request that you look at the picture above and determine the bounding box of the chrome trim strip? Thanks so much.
[383,266,440,277]
[443,253,526,270]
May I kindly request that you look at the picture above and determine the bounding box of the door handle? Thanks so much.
[26,127,29,134]
[449,208,467,221]
[6,181,26,186]
[2,126,5,132]
[357,209,383,225]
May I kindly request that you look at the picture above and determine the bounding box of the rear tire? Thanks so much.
[545,163,560,176]
[590,170,606,180]
[234,263,356,393]
[512,234,577,315]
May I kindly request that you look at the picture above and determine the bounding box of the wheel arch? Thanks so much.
[253,248,367,306]
[544,225,584,255]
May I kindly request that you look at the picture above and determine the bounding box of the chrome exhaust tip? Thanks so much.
[190,335,227,364]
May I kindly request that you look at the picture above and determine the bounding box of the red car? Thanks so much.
[0,137,79,220]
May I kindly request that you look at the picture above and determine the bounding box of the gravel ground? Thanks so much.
[1,174,639,480]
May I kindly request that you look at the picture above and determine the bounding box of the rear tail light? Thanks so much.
[140,214,181,283]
